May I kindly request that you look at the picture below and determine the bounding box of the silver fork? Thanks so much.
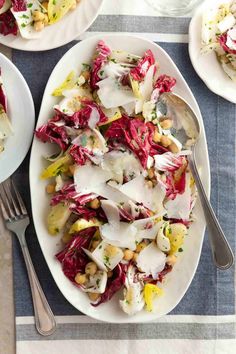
[0,179,56,336]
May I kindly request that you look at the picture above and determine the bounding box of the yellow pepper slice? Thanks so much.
[69,218,101,234]
[48,0,75,24]
[52,71,77,96]
[40,155,72,179]
[144,284,164,312]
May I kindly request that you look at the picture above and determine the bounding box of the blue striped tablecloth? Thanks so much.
[9,1,236,353]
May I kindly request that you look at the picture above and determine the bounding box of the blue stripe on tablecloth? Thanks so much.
[12,41,235,317]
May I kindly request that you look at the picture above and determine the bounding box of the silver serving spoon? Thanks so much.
[158,92,234,270]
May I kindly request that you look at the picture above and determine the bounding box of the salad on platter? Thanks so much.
[35,41,197,315]
[0,69,13,153]
[0,0,81,38]
[201,0,236,81]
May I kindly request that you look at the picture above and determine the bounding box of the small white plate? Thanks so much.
[0,0,104,51]
[189,0,236,103]
[30,34,210,323]
[0,53,35,183]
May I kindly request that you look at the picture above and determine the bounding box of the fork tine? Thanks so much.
[0,192,10,221]
[3,180,21,217]
[0,183,15,219]
[11,180,27,215]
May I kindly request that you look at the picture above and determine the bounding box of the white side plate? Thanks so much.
[0,53,35,183]
[189,0,236,103]
[30,34,210,323]
[0,0,104,51]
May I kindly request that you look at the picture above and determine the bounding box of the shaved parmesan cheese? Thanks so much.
[88,107,100,129]
[92,183,130,204]
[100,222,137,250]
[74,165,113,194]
[136,242,166,279]
[119,175,165,212]
[120,265,144,315]
[102,150,142,184]
[55,96,81,116]
[165,173,192,220]
[228,27,236,40]
[156,222,171,252]
[0,110,13,140]
[82,271,108,294]
[97,77,135,109]
[136,223,160,240]
[101,200,120,228]
[82,248,107,271]
[135,65,155,114]
[101,62,130,79]
[92,241,124,270]
[12,1,43,39]
[122,101,136,115]
[217,13,236,33]
[226,32,236,50]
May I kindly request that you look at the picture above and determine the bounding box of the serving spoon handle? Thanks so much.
[188,147,234,270]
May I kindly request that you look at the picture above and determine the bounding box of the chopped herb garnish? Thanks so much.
[178,248,183,252]
[21,23,27,28]
[80,135,87,147]
[27,3,33,8]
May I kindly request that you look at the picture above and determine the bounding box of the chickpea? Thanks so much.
[41,1,48,10]
[123,249,134,261]
[169,142,180,153]
[82,70,90,81]
[89,198,101,210]
[69,164,76,175]
[166,254,177,266]
[34,20,44,32]
[146,180,153,189]
[136,242,146,253]
[153,130,162,143]
[32,10,45,22]
[160,119,173,130]
[43,14,49,25]
[107,270,113,278]
[61,232,73,244]
[70,0,76,10]
[160,135,171,147]
[75,273,87,285]
[132,252,139,262]
[105,244,119,257]
[147,168,155,179]
[88,292,100,302]
[46,183,55,194]
[85,262,97,276]
[92,240,100,249]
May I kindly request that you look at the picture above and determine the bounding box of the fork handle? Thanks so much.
[189,148,234,270]
[18,232,57,336]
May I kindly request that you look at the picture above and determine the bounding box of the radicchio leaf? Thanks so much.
[154,74,176,94]
[0,9,18,36]
[55,227,96,282]
[92,263,127,306]
[129,50,155,81]
[218,33,236,55]
[90,40,111,90]
[11,0,27,11]
[106,116,168,168]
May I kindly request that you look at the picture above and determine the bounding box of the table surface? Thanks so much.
[0,0,236,354]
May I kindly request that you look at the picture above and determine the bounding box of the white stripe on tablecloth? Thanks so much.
[16,339,236,354]
[16,314,236,325]
[78,32,189,43]
[100,0,194,17]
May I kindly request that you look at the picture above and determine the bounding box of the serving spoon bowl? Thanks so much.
[158,92,234,270]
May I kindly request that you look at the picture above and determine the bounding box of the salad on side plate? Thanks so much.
[201,0,236,81]
[0,0,81,38]
[35,41,197,315]
[0,69,13,153]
